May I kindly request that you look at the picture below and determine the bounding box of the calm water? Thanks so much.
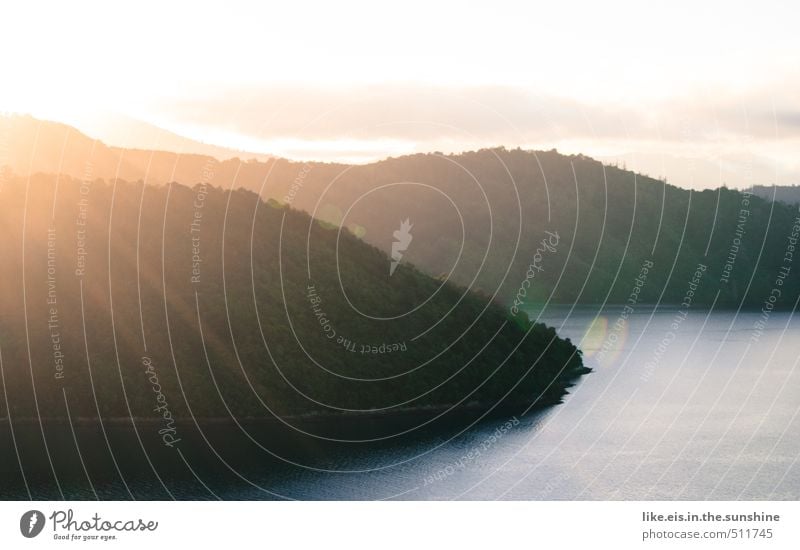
[3,306,799,500]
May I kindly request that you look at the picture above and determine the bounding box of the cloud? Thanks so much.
[132,83,800,187]
[149,82,800,146]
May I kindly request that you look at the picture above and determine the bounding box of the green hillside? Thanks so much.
[0,174,587,429]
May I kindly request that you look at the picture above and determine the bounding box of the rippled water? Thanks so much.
[3,306,799,500]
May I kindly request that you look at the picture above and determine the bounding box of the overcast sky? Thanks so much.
[1,0,798,189]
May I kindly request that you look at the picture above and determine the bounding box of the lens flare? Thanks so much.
[582,314,628,368]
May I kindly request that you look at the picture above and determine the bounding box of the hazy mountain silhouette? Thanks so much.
[74,112,274,162]
[752,184,800,205]
[0,114,270,187]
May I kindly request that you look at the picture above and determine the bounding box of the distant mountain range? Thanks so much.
[72,111,274,162]
[751,184,800,205]
[3,115,799,310]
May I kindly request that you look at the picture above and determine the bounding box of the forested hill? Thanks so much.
[273,148,800,310]
[4,116,800,309]
[0,174,586,429]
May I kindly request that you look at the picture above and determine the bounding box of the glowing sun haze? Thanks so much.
[1,0,798,188]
